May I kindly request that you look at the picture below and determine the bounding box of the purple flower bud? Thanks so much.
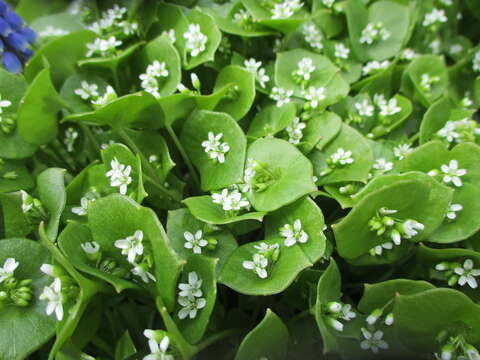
[6,31,28,52]
[0,1,8,15]
[21,47,33,61]
[19,27,36,43]
[2,51,22,74]
[4,8,23,30]
[0,17,11,37]
[0,38,3,53]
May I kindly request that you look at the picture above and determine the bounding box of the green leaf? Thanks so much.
[88,194,184,310]
[0,193,32,238]
[101,143,147,203]
[30,12,84,35]
[309,123,373,185]
[0,160,34,193]
[219,237,314,296]
[264,196,326,263]
[166,208,237,277]
[134,36,182,97]
[58,223,139,293]
[0,69,36,159]
[0,238,56,360]
[334,179,452,259]
[180,110,246,191]
[64,91,165,130]
[212,65,256,121]
[394,288,480,353]
[115,331,137,360]
[275,49,349,105]
[235,309,289,360]
[60,73,110,114]
[314,111,342,150]
[247,102,297,139]
[183,195,266,225]
[24,30,98,87]
[246,138,317,212]
[17,69,65,145]
[37,168,66,241]
[175,255,217,344]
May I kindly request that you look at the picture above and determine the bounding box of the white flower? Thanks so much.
[430,39,441,55]
[105,157,132,195]
[64,127,79,153]
[243,253,268,278]
[373,158,393,172]
[335,43,350,59]
[420,73,440,92]
[393,143,412,160]
[454,259,480,288]
[355,99,374,117]
[254,242,279,255]
[362,60,390,76]
[286,117,306,145]
[0,258,19,283]
[339,304,356,321]
[449,44,463,55]
[302,23,323,50]
[184,24,207,57]
[360,328,389,354]
[86,36,122,58]
[80,241,100,255]
[271,0,303,19]
[330,148,354,165]
[461,94,474,108]
[131,264,156,283]
[437,121,460,143]
[379,98,401,117]
[401,48,417,61]
[446,203,463,220]
[270,87,293,107]
[322,0,335,8]
[40,278,64,321]
[244,58,270,88]
[184,230,208,254]
[39,26,69,38]
[162,29,176,44]
[303,86,325,108]
[296,57,315,81]
[402,220,424,239]
[440,160,467,187]
[0,96,11,114]
[178,295,206,319]
[201,132,230,164]
[178,271,203,298]
[107,4,127,20]
[280,219,309,247]
[241,158,256,193]
[120,21,138,36]
[142,60,169,79]
[143,333,173,360]
[40,264,55,277]
[360,22,390,45]
[211,188,250,211]
[423,8,448,27]
[92,85,117,107]
[384,313,394,326]
[74,81,99,100]
[372,242,393,256]
[114,230,144,263]
[473,51,480,73]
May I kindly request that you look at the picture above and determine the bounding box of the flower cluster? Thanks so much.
[436,335,480,360]
[0,1,36,73]
[0,93,14,134]
[0,258,33,308]
[368,207,425,255]
[86,5,138,58]
[271,0,303,19]
[323,301,356,332]
[292,57,315,85]
[184,24,207,58]
[362,60,390,76]
[302,23,323,51]
[243,242,280,279]
[244,58,270,88]
[435,259,480,289]
[201,131,230,164]
[270,86,294,107]
[143,331,174,360]
[114,230,156,283]
[71,188,100,216]
[320,148,354,176]
[279,219,308,247]
[359,22,390,45]
[419,73,441,93]
[422,8,448,28]
[75,81,118,108]
[177,271,206,320]
[285,117,306,145]
[211,186,250,212]
[105,158,133,195]
[436,118,480,145]
[353,94,402,125]
[428,160,467,188]
[139,61,169,98]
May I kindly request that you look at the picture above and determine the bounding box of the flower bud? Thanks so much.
[207,237,218,251]
[0,291,7,301]
[435,262,449,271]
[384,312,394,326]
[440,343,454,360]
[325,316,344,332]
[326,301,342,313]
[448,275,459,287]
[190,73,201,91]
[366,308,383,325]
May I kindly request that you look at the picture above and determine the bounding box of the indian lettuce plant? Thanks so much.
[1,0,480,359]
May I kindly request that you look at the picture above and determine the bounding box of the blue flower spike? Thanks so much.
[0,0,36,74]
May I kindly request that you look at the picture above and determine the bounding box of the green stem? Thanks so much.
[111,63,121,94]
[408,132,420,144]
[195,328,242,353]
[80,123,101,158]
[165,124,201,192]
[155,296,196,360]
[116,128,182,205]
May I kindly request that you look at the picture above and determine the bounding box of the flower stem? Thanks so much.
[195,328,242,353]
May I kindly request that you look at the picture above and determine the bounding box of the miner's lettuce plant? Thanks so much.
[2,0,480,359]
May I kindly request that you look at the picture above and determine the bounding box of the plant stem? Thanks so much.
[116,128,182,205]
[195,328,242,353]
[165,124,201,192]
[155,296,196,360]
[80,123,101,157]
